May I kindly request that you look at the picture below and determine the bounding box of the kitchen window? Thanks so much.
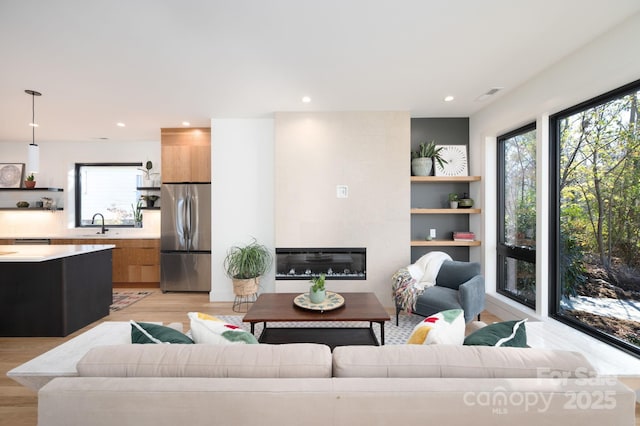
[75,163,142,227]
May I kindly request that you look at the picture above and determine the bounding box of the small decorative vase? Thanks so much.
[134,221,143,228]
[309,288,326,304]
[411,158,433,176]
[450,201,459,209]
[24,180,36,189]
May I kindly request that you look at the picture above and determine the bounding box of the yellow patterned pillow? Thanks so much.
[406,309,465,345]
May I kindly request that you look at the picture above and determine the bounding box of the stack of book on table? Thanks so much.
[453,231,475,242]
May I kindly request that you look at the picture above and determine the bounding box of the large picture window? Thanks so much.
[75,163,143,228]
[551,79,640,356]
[497,124,537,309]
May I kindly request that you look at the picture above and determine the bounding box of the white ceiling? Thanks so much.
[1,0,639,144]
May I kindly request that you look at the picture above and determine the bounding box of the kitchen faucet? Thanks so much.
[91,213,108,234]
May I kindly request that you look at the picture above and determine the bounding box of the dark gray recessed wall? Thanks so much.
[410,117,471,262]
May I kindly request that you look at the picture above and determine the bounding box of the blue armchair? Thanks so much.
[395,260,485,325]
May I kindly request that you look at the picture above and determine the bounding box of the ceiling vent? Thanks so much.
[475,87,503,102]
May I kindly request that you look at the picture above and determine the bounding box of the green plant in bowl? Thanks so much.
[309,273,326,303]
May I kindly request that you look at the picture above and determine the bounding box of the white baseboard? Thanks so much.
[485,293,541,322]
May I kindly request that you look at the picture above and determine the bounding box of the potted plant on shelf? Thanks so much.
[411,141,447,176]
[141,194,159,208]
[309,273,326,304]
[139,161,160,186]
[224,238,273,298]
[132,201,143,227]
[448,192,459,209]
[24,173,36,189]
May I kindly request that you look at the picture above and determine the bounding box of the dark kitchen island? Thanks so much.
[0,244,114,336]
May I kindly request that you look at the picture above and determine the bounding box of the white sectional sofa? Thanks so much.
[37,343,636,426]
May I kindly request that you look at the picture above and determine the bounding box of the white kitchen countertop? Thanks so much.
[0,244,115,262]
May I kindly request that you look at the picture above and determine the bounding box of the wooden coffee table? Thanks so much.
[242,292,390,349]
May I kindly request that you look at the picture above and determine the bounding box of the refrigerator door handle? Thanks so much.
[186,193,192,249]
[181,196,189,248]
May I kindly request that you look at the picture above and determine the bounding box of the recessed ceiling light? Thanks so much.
[116,122,126,127]
[302,96,311,103]
[444,95,455,102]
[182,121,191,126]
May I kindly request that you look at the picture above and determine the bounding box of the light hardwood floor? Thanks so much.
[0,289,637,426]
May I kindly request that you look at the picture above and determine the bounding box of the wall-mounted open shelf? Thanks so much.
[411,208,481,214]
[411,240,481,247]
[411,176,481,183]
[0,187,63,192]
[0,207,63,211]
[410,175,482,248]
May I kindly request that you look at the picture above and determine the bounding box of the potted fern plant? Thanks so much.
[224,238,272,298]
[411,141,447,176]
[309,273,326,304]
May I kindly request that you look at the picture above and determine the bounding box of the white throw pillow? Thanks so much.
[406,309,465,345]
[188,312,258,344]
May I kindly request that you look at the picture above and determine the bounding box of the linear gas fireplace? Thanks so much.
[276,248,366,280]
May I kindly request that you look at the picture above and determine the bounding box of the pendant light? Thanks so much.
[25,89,42,175]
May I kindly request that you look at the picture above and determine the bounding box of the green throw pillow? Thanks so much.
[131,321,194,344]
[463,319,528,347]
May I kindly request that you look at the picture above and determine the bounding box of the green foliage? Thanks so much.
[559,235,587,297]
[411,141,448,168]
[448,192,459,201]
[224,238,272,279]
[558,92,640,270]
[131,201,143,222]
[310,273,326,292]
[26,173,35,181]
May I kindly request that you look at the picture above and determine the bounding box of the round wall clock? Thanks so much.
[434,145,468,176]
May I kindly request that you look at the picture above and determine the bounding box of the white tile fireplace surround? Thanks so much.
[275,248,366,280]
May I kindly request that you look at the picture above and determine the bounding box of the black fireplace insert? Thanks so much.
[275,248,366,280]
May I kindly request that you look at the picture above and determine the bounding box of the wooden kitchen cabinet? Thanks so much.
[50,238,160,288]
[161,127,211,182]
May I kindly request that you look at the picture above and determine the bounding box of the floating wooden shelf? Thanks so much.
[0,207,63,211]
[411,176,481,183]
[411,208,481,214]
[0,187,63,192]
[411,240,482,247]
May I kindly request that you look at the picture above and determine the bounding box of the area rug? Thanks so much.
[215,314,425,345]
[110,291,152,312]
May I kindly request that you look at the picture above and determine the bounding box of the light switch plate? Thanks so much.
[429,228,436,238]
[336,185,348,198]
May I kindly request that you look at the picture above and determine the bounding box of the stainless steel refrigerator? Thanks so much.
[160,183,211,292]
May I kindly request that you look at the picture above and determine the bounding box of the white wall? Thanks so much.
[0,140,160,238]
[210,119,275,301]
[274,112,410,307]
[469,12,640,319]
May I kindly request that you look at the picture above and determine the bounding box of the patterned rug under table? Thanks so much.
[216,314,425,345]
